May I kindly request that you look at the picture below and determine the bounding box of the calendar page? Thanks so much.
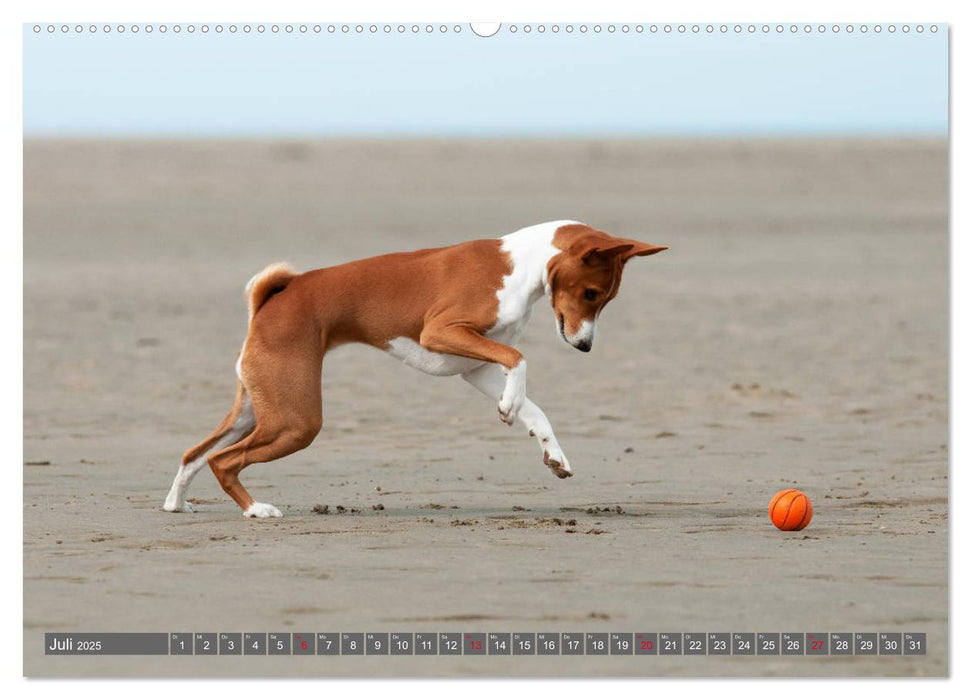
[22,14,948,679]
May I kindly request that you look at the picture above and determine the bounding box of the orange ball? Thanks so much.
[768,488,813,531]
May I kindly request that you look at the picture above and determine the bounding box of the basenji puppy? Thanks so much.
[163,221,666,517]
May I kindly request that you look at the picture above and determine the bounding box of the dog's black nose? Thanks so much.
[575,340,592,352]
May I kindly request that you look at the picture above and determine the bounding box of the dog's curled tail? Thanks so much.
[245,262,298,322]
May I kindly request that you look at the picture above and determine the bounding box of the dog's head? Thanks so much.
[546,224,667,352]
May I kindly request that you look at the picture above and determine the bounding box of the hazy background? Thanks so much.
[24,23,946,138]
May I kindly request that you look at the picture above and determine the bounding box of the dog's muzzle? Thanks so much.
[558,314,595,352]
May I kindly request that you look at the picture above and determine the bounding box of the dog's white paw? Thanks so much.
[543,449,573,479]
[498,400,523,426]
[163,497,195,513]
[244,502,283,518]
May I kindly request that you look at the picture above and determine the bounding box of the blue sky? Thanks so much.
[23,23,948,137]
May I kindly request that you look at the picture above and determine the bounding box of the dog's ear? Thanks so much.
[579,242,635,264]
[618,240,668,262]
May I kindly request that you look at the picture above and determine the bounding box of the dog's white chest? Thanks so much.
[385,337,485,376]
[487,306,532,345]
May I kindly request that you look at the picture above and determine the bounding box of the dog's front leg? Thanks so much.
[420,324,526,424]
[461,363,573,479]
[497,360,527,426]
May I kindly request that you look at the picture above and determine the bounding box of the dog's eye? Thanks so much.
[584,289,600,302]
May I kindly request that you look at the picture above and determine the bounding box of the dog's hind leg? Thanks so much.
[461,363,573,479]
[206,338,324,518]
[163,380,256,513]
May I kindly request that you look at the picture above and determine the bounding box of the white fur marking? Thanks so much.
[163,397,256,513]
[462,362,572,475]
[565,318,597,347]
[244,502,283,518]
[386,336,484,377]
[497,221,579,320]
[498,359,527,425]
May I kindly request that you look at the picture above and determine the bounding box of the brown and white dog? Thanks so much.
[163,221,666,517]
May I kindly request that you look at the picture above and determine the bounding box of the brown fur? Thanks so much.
[246,262,298,322]
[548,224,667,338]
[183,226,665,514]
[189,239,513,512]
[180,379,250,467]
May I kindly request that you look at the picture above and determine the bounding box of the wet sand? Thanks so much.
[23,138,948,676]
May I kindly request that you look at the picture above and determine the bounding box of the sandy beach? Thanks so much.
[23,138,948,676]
